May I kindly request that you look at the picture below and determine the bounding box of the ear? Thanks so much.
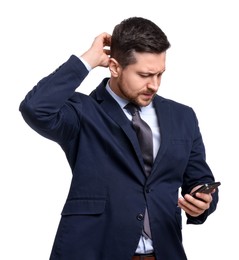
[109,58,121,77]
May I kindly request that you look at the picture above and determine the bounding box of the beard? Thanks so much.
[116,77,156,107]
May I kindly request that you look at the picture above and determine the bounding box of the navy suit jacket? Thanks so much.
[20,55,218,260]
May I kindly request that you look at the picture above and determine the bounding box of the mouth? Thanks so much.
[142,92,155,99]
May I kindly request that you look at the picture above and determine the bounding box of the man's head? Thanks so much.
[110,17,170,68]
[109,17,170,107]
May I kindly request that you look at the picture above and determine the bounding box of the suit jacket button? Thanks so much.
[137,213,144,221]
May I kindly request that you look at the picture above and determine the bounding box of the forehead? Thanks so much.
[129,52,166,72]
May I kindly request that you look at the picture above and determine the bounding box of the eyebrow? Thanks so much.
[140,69,166,75]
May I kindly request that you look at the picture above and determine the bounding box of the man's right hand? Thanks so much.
[81,32,111,69]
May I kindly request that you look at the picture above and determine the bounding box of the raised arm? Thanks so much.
[19,32,111,143]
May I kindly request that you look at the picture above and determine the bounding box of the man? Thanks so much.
[19,17,219,260]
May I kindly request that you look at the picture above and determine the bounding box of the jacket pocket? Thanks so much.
[61,198,106,216]
[171,138,190,145]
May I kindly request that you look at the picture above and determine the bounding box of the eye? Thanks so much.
[139,74,150,78]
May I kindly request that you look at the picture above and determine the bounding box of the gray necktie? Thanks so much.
[125,103,153,239]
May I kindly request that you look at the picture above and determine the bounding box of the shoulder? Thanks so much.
[153,95,198,125]
[154,95,194,111]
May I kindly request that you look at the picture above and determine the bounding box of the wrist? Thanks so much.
[78,55,92,71]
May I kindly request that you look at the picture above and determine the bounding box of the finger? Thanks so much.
[103,35,111,46]
[178,197,204,217]
[103,49,111,56]
[192,192,213,203]
[179,197,202,211]
[98,32,111,46]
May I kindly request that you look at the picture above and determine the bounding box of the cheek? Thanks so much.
[122,81,139,97]
[120,72,147,99]
[124,75,145,91]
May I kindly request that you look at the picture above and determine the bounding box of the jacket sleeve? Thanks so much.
[19,55,89,143]
[181,108,219,224]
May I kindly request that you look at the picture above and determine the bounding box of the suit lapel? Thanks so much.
[91,80,146,174]
[151,96,171,174]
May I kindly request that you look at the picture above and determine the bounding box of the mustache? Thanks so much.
[141,89,156,95]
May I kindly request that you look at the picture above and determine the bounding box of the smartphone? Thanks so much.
[190,181,221,197]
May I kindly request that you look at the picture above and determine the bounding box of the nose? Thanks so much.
[147,76,160,91]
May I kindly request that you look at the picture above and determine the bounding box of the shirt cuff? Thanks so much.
[78,56,92,72]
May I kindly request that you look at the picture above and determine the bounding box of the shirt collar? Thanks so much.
[106,81,128,109]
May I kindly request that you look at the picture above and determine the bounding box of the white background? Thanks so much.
[1,0,238,259]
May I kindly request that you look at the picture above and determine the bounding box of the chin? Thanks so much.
[139,100,151,107]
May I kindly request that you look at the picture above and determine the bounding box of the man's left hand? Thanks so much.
[178,186,213,217]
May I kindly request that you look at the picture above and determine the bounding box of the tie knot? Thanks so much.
[124,103,140,116]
